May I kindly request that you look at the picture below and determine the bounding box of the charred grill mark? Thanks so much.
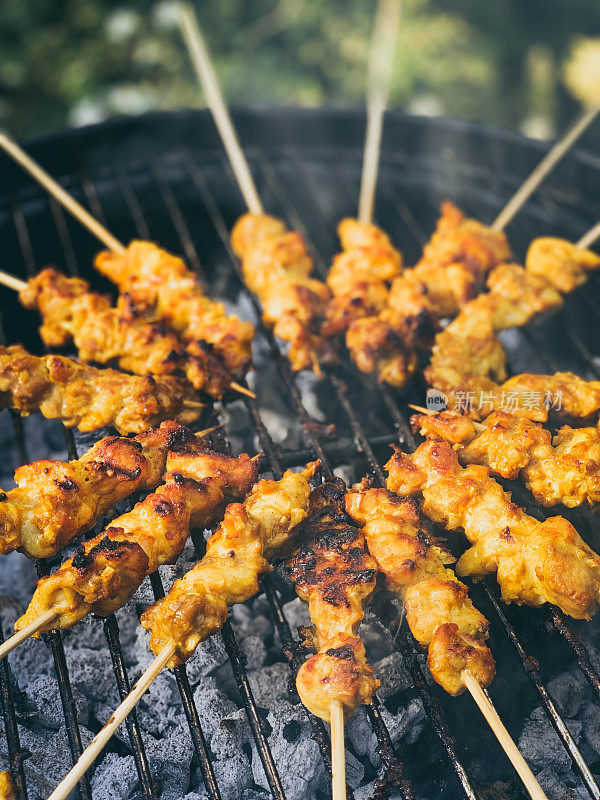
[165,425,197,452]
[326,644,356,661]
[73,532,139,570]
[0,493,8,502]
[154,499,174,516]
[55,477,78,492]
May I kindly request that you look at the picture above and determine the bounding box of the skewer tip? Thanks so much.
[230,381,256,399]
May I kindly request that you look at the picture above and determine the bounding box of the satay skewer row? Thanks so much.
[411,407,600,508]
[425,222,600,409]
[177,4,335,377]
[385,439,600,620]
[47,461,319,800]
[286,477,380,800]
[0,420,217,560]
[343,478,546,800]
[0,343,204,434]
[0,134,255,400]
[0,442,259,661]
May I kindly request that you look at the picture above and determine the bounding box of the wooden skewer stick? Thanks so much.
[330,700,346,800]
[358,0,401,225]
[491,104,600,232]
[577,218,600,249]
[0,609,59,661]
[0,269,26,293]
[48,643,175,800]
[229,381,257,399]
[0,131,126,253]
[463,671,548,800]
[177,3,263,216]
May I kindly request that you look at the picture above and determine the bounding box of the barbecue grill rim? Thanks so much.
[4,107,600,201]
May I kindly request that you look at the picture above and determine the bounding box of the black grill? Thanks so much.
[1,107,600,800]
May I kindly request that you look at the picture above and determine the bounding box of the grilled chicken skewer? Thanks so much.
[412,408,600,508]
[0,132,255,399]
[426,233,600,407]
[10,442,258,652]
[0,420,204,559]
[288,478,380,722]
[18,267,230,397]
[47,461,318,800]
[0,343,202,434]
[386,440,600,620]
[346,482,495,696]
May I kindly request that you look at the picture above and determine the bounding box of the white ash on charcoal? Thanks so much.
[91,752,138,800]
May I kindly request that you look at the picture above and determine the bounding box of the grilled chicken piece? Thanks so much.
[141,462,319,667]
[323,218,402,336]
[426,237,600,405]
[20,267,184,377]
[345,486,494,695]
[0,421,201,559]
[289,479,379,721]
[0,771,14,800]
[387,201,511,319]
[0,344,202,434]
[95,240,254,381]
[386,440,600,620]
[15,445,259,636]
[412,409,600,508]
[231,213,336,372]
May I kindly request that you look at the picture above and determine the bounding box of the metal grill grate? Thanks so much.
[0,108,599,800]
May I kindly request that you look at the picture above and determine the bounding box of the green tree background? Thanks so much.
[1,0,599,140]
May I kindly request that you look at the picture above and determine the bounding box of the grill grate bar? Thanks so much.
[486,591,600,799]
[0,621,28,800]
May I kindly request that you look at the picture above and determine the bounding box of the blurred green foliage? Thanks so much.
[1,0,599,139]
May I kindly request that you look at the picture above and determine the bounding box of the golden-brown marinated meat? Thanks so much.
[323,218,402,336]
[387,201,511,318]
[141,461,319,667]
[15,444,259,635]
[19,268,184,376]
[288,479,379,721]
[345,485,494,696]
[412,409,600,507]
[0,344,202,434]
[95,240,254,377]
[386,440,600,619]
[231,213,336,372]
[426,238,600,404]
[345,316,418,387]
[0,420,199,559]
[0,771,14,800]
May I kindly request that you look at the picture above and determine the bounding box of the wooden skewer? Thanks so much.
[491,104,600,232]
[358,0,401,225]
[0,269,26,293]
[0,131,126,253]
[330,700,346,800]
[0,609,59,660]
[177,3,263,216]
[463,671,548,800]
[48,642,175,800]
[229,381,257,399]
[577,218,600,249]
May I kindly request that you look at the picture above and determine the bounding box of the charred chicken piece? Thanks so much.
[95,240,254,378]
[412,409,600,508]
[288,478,379,721]
[0,344,202,434]
[141,462,320,667]
[231,213,336,372]
[0,420,201,559]
[346,485,495,695]
[15,445,259,635]
[386,440,600,620]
